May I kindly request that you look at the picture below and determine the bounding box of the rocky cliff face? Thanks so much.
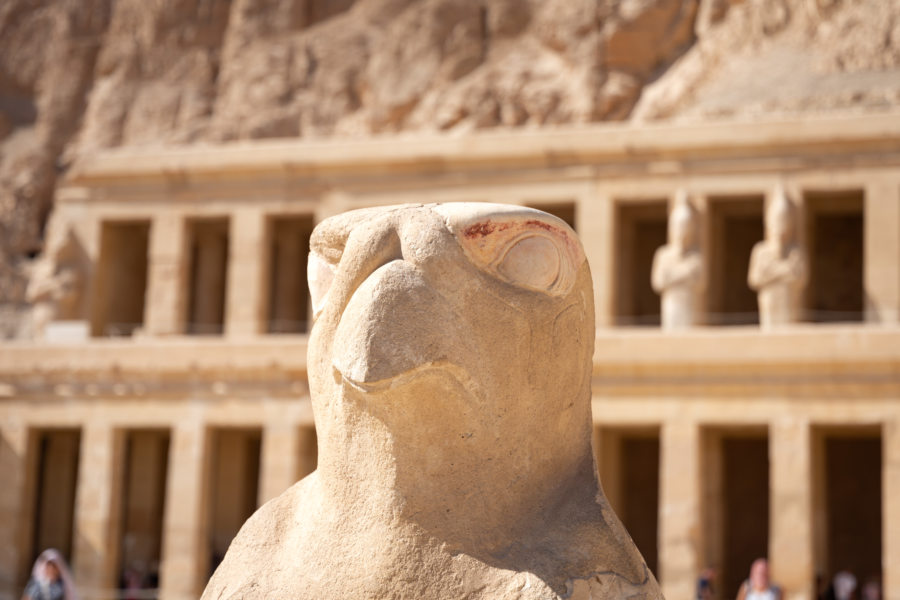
[1,0,899,335]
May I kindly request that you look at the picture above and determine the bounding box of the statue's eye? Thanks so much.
[434,204,584,296]
[497,235,561,291]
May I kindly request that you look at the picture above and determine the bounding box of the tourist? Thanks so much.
[861,578,881,600]
[736,558,781,600]
[832,571,858,600]
[697,567,716,599]
[21,549,78,600]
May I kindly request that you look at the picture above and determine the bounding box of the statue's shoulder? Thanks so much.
[201,473,319,600]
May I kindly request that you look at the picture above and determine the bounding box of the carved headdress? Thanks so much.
[766,184,797,240]
[668,189,698,246]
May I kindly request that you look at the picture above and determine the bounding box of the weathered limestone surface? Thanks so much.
[202,203,661,599]
[748,187,807,329]
[658,420,701,600]
[864,183,900,324]
[770,420,814,600]
[159,423,210,600]
[144,214,189,337]
[225,208,267,338]
[885,420,900,600]
[0,423,29,595]
[71,424,123,597]
[652,193,705,330]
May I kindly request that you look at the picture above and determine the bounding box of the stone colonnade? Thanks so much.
[2,114,900,599]
[0,372,317,600]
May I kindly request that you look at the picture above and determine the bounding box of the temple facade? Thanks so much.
[2,112,899,600]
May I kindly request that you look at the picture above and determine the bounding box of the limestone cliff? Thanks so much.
[1,0,898,336]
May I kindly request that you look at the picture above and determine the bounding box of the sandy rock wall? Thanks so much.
[1,0,898,337]
[634,0,900,120]
[0,0,699,326]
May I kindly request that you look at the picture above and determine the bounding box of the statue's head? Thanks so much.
[305,203,595,501]
[766,185,796,245]
[668,190,697,249]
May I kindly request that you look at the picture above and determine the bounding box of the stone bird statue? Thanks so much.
[202,203,663,600]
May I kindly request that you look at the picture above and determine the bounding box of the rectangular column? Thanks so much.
[658,421,701,599]
[159,424,209,600]
[864,182,900,324]
[578,191,615,327]
[770,419,814,600]
[297,426,318,481]
[226,208,267,338]
[0,423,31,598]
[145,214,188,336]
[700,430,724,584]
[71,424,123,597]
[885,420,900,600]
[258,424,299,505]
[594,427,623,514]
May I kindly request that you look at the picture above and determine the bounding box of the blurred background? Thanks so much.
[1,0,899,599]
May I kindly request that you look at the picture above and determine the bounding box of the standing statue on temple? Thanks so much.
[26,223,87,339]
[651,191,705,330]
[748,185,807,329]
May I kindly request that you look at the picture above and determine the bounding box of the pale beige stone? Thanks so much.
[748,186,808,329]
[225,208,267,338]
[144,214,189,337]
[770,420,815,600]
[885,420,900,600]
[159,424,210,600]
[202,203,661,599]
[71,424,124,596]
[652,192,705,330]
[0,423,30,596]
[658,420,701,600]
[864,183,900,324]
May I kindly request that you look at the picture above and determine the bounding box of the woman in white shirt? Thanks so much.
[736,558,782,600]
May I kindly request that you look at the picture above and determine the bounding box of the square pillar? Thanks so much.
[159,424,209,600]
[700,430,724,584]
[864,182,900,324]
[297,426,318,481]
[578,191,615,328]
[225,208,267,338]
[258,424,299,505]
[145,214,188,336]
[658,420,701,599]
[71,424,124,595]
[770,419,814,600]
[593,427,624,514]
[884,420,900,600]
[0,423,31,597]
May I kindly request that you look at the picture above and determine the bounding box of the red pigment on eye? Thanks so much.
[464,221,511,237]
[524,219,556,232]
[464,222,495,237]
